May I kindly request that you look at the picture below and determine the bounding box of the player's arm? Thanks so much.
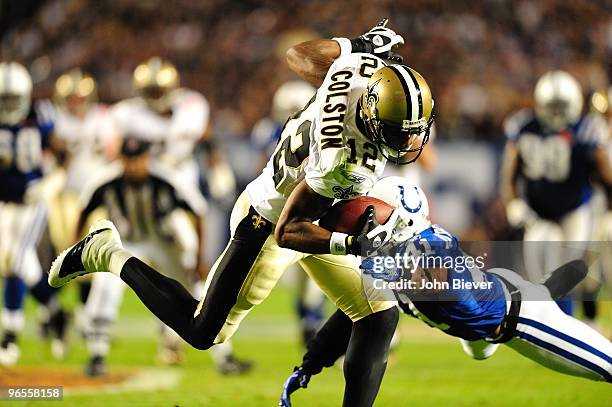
[593,146,612,186]
[172,182,210,279]
[275,180,334,253]
[286,19,404,86]
[276,180,400,255]
[286,40,342,86]
[499,141,520,205]
[500,140,535,228]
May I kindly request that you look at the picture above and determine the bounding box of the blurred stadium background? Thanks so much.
[0,0,611,405]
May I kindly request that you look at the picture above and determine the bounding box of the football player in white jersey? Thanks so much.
[251,80,327,345]
[50,20,435,406]
[112,57,235,201]
[51,69,119,250]
[501,71,612,317]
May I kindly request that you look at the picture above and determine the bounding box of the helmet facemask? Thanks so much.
[0,93,30,126]
[360,92,433,164]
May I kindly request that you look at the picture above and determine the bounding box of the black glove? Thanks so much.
[347,206,400,256]
[351,18,405,62]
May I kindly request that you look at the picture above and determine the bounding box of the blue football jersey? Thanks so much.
[505,110,607,219]
[0,100,55,202]
[364,225,508,341]
[251,117,283,157]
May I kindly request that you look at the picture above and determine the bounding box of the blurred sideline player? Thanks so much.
[0,62,68,365]
[49,20,427,406]
[280,177,610,406]
[251,80,326,344]
[113,57,236,297]
[51,68,119,250]
[51,69,119,332]
[112,57,235,202]
[78,138,250,375]
[500,70,612,317]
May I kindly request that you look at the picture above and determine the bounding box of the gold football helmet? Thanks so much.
[133,57,179,113]
[359,65,434,164]
[54,68,97,116]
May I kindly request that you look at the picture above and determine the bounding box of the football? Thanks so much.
[319,196,394,234]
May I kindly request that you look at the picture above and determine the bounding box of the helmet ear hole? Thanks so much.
[407,219,413,227]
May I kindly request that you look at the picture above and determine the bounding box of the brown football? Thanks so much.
[319,196,394,235]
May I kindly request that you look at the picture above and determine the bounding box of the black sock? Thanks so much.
[119,257,206,348]
[302,309,353,375]
[343,307,399,407]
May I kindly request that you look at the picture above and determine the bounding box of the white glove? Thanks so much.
[506,198,536,228]
[360,18,405,61]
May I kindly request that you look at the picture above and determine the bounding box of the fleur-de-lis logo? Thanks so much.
[365,78,382,116]
[252,214,266,230]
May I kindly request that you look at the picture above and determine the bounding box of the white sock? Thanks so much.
[210,341,233,365]
[109,249,133,277]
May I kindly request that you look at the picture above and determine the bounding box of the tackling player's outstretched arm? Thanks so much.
[275,179,334,253]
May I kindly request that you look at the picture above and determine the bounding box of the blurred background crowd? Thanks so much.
[1,0,611,235]
[2,0,610,138]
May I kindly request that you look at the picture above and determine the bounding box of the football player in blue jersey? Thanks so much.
[280,176,611,406]
[0,61,68,365]
[500,70,612,317]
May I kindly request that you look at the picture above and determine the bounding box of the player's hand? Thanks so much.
[505,198,536,229]
[279,367,311,407]
[348,206,401,256]
[359,18,405,62]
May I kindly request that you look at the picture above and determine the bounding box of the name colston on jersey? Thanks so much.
[320,69,353,150]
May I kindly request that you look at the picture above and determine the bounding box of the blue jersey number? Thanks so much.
[518,133,571,182]
[0,128,43,173]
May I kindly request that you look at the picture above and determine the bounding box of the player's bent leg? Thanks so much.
[343,307,399,407]
[507,299,612,382]
[72,193,295,350]
[459,339,499,360]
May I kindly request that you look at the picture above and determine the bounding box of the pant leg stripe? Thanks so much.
[516,331,611,382]
[518,317,612,364]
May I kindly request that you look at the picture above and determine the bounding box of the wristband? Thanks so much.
[333,37,352,57]
[349,37,374,54]
[330,232,349,255]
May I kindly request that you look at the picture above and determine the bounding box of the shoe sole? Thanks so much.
[48,219,121,288]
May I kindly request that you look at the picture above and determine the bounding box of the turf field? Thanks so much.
[7,283,612,406]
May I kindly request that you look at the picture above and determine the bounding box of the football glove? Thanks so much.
[356,18,405,62]
[348,206,401,256]
[505,198,536,229]
[279,366,311,407]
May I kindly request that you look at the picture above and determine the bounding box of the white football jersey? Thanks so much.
[112,88,209,166]
[54,104,118,192]
[246,53,388,223]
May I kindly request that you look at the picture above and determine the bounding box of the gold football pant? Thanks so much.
[196,191,395,344]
